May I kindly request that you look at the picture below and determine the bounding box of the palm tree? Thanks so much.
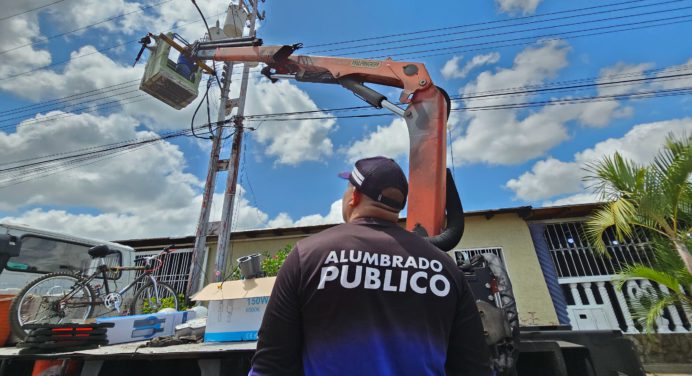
[584,133,692,331]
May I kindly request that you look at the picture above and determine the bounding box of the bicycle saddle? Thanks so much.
[87,245,118,258]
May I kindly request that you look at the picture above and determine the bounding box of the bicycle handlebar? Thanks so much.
[143,245,176,268]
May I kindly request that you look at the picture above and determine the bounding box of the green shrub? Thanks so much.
[141,293,188,314]
[261,244,293,277]
[229,244,294,280]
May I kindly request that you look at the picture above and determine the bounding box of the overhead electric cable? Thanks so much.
[0,87,141,123]
[0,0,174,56]
[237,72,692,120]
[0,0,67,22]
[365,12,692,59]
[0,10,227,82]
[311,0,685,54]
[0,80,140,116]
[1,0,680,117]
[400,18,692,60]
[301,0,650,49]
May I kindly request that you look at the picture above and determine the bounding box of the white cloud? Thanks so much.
[344,118,409,163]
[243,78,336,165]
[0,5,51,80]
[266,199,344,229]
[0,107,340,238]
[653,58,692,90]
[597,62,654,96]
[505,118,692,204]
[542,193,601,207]
[451,40,572,165]
[441,53,501,80]
[0,112,199,212]
[496,0,542,15]
[505,158,581,201]
[449,39,640,165]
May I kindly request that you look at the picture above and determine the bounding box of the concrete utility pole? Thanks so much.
[214,0,259,282]
[186,0,261,297]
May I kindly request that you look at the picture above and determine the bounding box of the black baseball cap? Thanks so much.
[338,156,408,210]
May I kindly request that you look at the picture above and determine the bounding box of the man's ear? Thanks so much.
[350,188,361,207]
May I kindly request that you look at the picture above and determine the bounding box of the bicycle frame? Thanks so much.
[59,253,165,313]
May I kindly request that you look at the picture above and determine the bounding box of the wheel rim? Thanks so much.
[134,284,178,314]
[17,276,92,328]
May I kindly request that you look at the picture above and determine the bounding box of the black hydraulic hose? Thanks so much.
[425,168,465,252]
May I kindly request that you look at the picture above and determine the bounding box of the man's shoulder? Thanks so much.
[297,222,356,248]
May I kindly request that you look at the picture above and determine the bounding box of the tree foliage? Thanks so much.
[584,133,692,332]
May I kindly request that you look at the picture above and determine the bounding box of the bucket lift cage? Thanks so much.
[137,33,262,110]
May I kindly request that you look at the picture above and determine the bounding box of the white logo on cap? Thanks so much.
[352,167,365,185]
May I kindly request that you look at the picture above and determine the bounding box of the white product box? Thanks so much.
[192,277,275,342]
[96,310,193,345]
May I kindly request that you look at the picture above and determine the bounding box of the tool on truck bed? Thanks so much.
[136,32,520,375]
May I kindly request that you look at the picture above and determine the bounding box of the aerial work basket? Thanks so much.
[139,33,203,110]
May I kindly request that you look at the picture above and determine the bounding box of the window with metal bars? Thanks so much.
[450,247,505,266]
[133,248,193,294]
[543,222,654,278]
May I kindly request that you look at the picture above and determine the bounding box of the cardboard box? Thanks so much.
[96,310,192,344]
[193,277,275,342]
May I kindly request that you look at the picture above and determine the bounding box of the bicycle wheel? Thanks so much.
[9,272,95,339]
[130,282,179,315]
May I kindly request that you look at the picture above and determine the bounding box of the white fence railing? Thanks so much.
[559,276,691,334]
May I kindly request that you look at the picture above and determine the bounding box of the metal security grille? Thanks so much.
[450,247,505,265]
[542,221,691,334]
[134,248,193,294]
[543,222,654,278]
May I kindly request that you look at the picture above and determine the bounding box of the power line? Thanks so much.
[3,84,690,187]
[0,95,151,132]
[4,56,690,132]
[238,86,692,122]
[367,13,692,59]
[0,10,228,82]
[0,0,174,56]
[0,80,140,116]
[301,0,650,49]
[0,125,216,188]
[238,71,692,120]
[400,20,691,59]
[311,0,685,54]
[0,0,67,22]
[1,0,679,119]
[0,87,141,123]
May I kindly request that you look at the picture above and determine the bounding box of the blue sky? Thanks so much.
[0,0,691,240]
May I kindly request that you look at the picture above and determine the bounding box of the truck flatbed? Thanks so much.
[0,341,257,376]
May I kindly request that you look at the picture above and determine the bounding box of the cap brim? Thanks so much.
[337,172,351,180]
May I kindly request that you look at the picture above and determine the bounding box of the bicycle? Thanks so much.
[9,244,180,339]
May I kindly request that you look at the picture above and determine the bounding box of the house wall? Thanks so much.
[202,213,558,326]
[203,235,306,285]
[458,214,559,326]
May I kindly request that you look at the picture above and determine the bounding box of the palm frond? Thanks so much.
[642,294,678,333]
[585,199,636,253]
[618,264,684,294]
[583,153,643,200]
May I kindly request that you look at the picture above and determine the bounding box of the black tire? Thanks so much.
[129,282,179,315]
[9,272,95,339]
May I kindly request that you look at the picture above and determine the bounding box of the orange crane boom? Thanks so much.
[196,44,451,237]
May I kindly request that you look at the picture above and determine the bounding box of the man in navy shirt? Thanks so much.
[251,156,491,375]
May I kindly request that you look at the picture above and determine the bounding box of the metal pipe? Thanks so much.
[270,74,296,80]
[381,100,405,117]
